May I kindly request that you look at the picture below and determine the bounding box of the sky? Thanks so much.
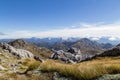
[0,0,120,40]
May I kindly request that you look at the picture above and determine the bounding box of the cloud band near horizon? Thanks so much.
[0,22,120,41]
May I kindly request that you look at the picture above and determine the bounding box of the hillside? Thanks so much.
[8,39,52,59]
[71,38,103,54]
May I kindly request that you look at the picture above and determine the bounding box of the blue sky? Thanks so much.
[0,0,120,39]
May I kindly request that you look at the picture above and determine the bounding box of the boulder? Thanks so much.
[67,47,81,55]
[51,50,64,59]
[51,47,82,63]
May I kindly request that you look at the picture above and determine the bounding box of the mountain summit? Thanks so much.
[8,39,52,59]
[8,39,27,49]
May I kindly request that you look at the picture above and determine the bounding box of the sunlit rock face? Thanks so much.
[0,43,34,59]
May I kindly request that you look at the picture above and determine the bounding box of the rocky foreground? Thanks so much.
[0,39,119,80]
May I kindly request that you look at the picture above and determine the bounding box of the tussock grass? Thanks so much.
[22,58,40,72]
[40,57,120,80]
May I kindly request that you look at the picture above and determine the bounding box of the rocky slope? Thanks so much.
[0,43,34,59]
[8,39,52,59]
[51,47,101,63]
[0,43,41,80]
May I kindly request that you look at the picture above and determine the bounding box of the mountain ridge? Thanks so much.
[8,39,52,59]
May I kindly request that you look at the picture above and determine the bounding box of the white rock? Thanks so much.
[0,65,6,70]
[0,43,34,59]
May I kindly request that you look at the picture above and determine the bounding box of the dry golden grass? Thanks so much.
[21,58,41,73]
[40,57,120,80]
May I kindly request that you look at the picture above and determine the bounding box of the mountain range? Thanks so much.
[32,38,114,54]
[0,37,114,54]
[0,37,119,45]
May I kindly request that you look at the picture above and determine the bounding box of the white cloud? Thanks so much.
[90,37,100,41]
[0,22,120,39]
[109,37,118,41]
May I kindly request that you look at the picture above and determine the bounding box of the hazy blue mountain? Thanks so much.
[96,37,120,45]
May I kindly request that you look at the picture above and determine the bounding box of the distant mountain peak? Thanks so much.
[12,39,26,44]
[8,39,27,49]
